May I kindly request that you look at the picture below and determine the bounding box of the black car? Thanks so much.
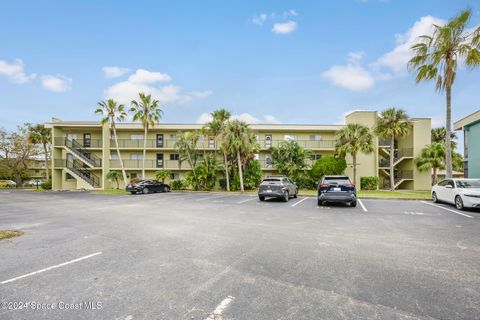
[126,180,170,194]
[317,175,356,207]
[258,176,298,202]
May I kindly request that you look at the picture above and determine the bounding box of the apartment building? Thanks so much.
[454,109,480,178]
[45,111,432,191]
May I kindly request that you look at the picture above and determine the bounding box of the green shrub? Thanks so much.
[310,156,347,183]
[171,179,186,190]
[40,179,52,190]
[360,176,378,190]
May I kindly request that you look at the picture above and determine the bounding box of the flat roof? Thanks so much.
[453,109,480,130]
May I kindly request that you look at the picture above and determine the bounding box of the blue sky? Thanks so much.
[0,0,479,131]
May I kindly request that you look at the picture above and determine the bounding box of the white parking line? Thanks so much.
[1,252,102,285]
[421,201,473,218]
[291,197,308,207]
[357,199,368,212]
[205,296,235,320]
[237,197,257,204]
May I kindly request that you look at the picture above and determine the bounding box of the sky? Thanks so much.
[0,0,479,133]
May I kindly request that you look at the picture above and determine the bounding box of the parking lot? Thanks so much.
[1,190,479,320]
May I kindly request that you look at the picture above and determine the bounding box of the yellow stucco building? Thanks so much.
[45,111,431,191]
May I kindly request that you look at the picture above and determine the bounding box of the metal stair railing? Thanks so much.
[66,159,100,187]
[65,138,102,167]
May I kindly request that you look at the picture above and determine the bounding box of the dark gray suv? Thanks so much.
[258,176,298,202]
[317,175,357,207]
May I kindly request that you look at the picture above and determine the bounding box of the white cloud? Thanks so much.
[102,66,130,78]
[252,13,268,26]
[41,74,72,92]
[373,16,446,75]
[322,64,374,91]
[272,21,297,34]
[196,113,281,124]
[128,69,171,84]
[0,58,36,84]
[105,68,210,105]
[287,10,298,17]
[347,51,364,64]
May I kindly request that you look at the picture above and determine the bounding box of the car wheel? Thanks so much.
[350,201,357,207]
[455,195,465,210]
[163,186,170,193]
[143,187,149,194]
[317,200,323,206]
[259,196,265,201]
[283,191,289,202]
[432,191,438,203]
[130,191,137,195]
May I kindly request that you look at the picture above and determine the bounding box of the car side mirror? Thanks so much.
[445,185,453,189]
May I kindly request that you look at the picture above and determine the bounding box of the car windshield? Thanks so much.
[456,180,480,188]
[324,178,350,185]
[263,178,281,182]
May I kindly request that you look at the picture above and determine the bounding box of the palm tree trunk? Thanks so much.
[433,166,437,186]
[445,85,453,178]
[43,143,49,180]
[352,153,357,187]
[237,150,244,192]
[390,137,395,191]
[112,125,128,187]
[115,177,119,189]
[223,150,230,191]
[142,126,147,179]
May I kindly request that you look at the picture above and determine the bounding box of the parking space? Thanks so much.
[1,190,479,320]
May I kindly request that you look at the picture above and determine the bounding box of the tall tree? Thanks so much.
[196,154,223,190]
[175,131,200,189]
[223,120,255,192]
[95,99,128,186]
[408,8,480,178]
[203,109,232,191]
[270,140,311,181]
[130,93,163,179]
[27,124,51,180]
[415,143,446,185]
[336,123,374,187]
[375,108,412,191]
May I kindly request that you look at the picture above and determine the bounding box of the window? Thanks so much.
[130,134,143,140]
[83,133,91,147]
[254,153,260,160]
[208,136,215,148]
[265,135,272,148]
[311,154,322,161]
[35,169,39,174]
[310,135,322,141]
[110,153,119,160]
[156,154,164,168]
[265,155,272,168]
[66,172,75,180]
[170,134,178,140]
[447,180,455,188]
[156,134,164,147]
[170,172,179,180]
[170,154,179,161]
[67,133,77,140]
[284,135,297,141]
[437,180,448,186]
[130,154,143,160]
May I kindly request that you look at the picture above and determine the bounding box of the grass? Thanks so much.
[92,189,129,195]
[0,230,24,240]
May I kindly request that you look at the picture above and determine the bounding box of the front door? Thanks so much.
[157,134,164,148]
[83,133,91,147]
[156,153,164,168]
[265,135,272,149]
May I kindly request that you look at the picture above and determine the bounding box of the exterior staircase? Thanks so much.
[65,159,101,188]
[64,138,102,168]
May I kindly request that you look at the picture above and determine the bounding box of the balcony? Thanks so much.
[378,139,391,147]
[55,137,102,148]
[111,139,216,149]
[257,139,337,149]
[110,159,192,170]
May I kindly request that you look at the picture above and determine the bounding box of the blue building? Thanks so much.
[454,110,480,178]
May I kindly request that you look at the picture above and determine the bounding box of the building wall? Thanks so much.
[466,122,480,178]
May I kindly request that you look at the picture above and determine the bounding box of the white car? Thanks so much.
[432,178,480,210]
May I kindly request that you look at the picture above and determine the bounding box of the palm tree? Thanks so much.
[270,140,311,181]
[175,131,200,189]
[223,120,254,192]
[130,93,163,179]
[155,169,171,183]
[106,170,122,189]
[196,154,223,190]
[95,99,128,187]
[375,108,412,191]
[203,109,232,191]
[431,127,457,150]
[336,123,374,187]
[408,8,480,178]
[415,143,446,186]
[27,124,51,180]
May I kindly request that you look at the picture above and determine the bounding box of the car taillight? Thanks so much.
[346,184,355,188]
[319,184,329,188]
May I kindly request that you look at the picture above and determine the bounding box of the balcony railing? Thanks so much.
[378,139,391,147]
[111,139,216,149]
[257,139,337,149]
[55,138,102,148]
[110,159,193,170]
